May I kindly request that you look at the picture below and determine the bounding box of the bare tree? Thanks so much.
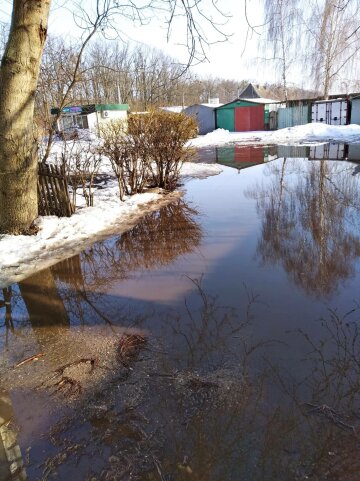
[306,0,360,98]
[262,0,300,101]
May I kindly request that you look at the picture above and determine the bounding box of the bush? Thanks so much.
[99,120,150,201]
[99,110,197,200]
[128,110,197,190]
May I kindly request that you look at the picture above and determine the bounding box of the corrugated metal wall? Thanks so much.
[351,99,360,125]
[277,105,310,129]
[277,145,309,158]
[216,108,234,131]
[234,105,264,131]
[183,105,215,135]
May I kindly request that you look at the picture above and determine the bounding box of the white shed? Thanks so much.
[52,103,129,135]
[311,99,349,125]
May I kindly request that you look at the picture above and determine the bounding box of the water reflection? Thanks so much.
[18,270,69,329]
[0,198,202,354]
[51,199,202,292]
[215,145,278,171]
[20,285,360,481]
[247,158,360,296]
[2,150,360,479]
[210,142,360,171]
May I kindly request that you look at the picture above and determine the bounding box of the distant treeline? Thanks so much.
[35,37,318,128]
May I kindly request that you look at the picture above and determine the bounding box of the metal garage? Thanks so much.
[311,99,349,125]
[215,100,265,132]
[350,98,360,124]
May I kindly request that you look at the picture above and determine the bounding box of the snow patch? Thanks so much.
[0,162,222,287]
[187,123,360,147]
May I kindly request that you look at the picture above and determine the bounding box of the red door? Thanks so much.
[234,146,264,163]
[234,106,264,131]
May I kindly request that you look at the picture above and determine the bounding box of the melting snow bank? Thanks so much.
[181,161,222,178]
[0,162,222,287]
[269,123,360,144]
[188,123,360,147]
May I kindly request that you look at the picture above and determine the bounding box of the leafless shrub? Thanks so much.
[128,110,198,191]
[99,120,151,201]
[99,111,197,199]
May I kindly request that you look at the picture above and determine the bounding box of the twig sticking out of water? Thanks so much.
[14,352,45,368]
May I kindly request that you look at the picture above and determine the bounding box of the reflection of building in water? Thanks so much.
[277,145,309,158]
[309,143,346,161]
[216,145,276,171]
[207,143,356,170]
[348,144,360,162]
[0,393,26,481]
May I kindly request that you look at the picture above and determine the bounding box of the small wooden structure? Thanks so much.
[37,163,74,217]
[215,97,281,132]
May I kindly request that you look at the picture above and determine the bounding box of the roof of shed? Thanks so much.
[238,83,262,98]
[51,103,129,115]
[216,98,280,109]
[241,97,279,104]
[184,103,223,110]
[160,106,185,113]
[239,83,283,101]
[201,102,223,108]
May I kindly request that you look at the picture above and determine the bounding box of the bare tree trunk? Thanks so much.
[0,0,51,234]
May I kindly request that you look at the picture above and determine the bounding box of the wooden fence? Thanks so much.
[38,163,74,217]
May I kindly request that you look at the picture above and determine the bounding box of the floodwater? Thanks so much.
[2,143,360,480]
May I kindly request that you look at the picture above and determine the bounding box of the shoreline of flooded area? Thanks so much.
[2,146,360,480]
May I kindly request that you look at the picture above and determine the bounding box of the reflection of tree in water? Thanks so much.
[52,199,202,292]
[249,159,360,297]
[116,200,202,271]
[18,270,69,329]
[5,273,360,481]
[45,199,202,329]
[276,306,360,480]
[36,284,360,481]
[158,278,261,372]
